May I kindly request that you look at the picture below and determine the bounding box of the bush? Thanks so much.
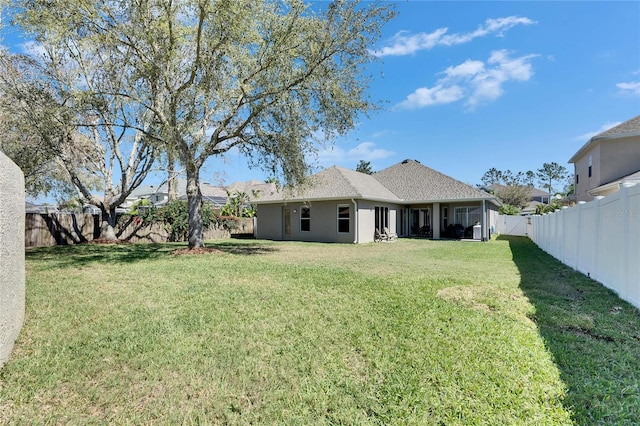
[123,200,240,242]
[499,204,521,215]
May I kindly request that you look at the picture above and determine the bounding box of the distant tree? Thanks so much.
[495,185,531,209]
[479,167,533,208]
[356,160,373,174]
[537,162,568,196]
[562,174,575,198]
[480,167,503,186]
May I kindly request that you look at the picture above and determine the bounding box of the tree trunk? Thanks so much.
[167,151,178,202]
[186,166,204,249]
[99,207,118,240]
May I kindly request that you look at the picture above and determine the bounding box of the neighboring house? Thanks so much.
[254,159,500,244]
[124,179,275,210]
[569,115,640,202]
[483,184,551,215]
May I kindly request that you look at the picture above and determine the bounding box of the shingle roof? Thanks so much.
[593,115,640,140]
[254,166,401,203]
[569,115,640,163]
[254,160,498,205]
[373,159,496,202]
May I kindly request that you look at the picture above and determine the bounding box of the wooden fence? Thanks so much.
[25,213,254,248]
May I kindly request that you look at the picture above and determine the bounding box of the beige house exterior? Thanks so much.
[254,160,500,244]
[569,115,640,202]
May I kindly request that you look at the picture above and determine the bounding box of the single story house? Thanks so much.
[254,159,500,243]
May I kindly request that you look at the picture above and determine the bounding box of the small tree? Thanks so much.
[495,185,531,209]
[536,162,568,196]
[356,160,373,174]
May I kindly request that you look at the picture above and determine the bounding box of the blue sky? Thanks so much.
[215,1,640,188]
[5,1,640,194]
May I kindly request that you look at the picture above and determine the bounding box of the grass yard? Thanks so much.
[1,236,639,424]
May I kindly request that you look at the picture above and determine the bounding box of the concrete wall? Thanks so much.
[531,182,640,310]
[0,152,26,367]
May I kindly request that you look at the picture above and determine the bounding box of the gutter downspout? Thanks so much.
[481,199,487,241]
[351,199,358,244]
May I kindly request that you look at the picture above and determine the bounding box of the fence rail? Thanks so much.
[25,213,254,248]
[530,183,640,310]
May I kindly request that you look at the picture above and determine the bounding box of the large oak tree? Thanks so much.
[11,0,394,248]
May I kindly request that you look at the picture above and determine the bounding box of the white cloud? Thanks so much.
[466,50,537,107]
[444,60,485,78]
[396,50,538,110]
[574,121,622,142]
[317,142,395,166]
[396,84,464,109]
[616,81,640,95]
[372,28,448,57]
[372,16,535,57]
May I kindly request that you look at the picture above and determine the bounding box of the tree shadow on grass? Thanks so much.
[26,243,176,268]
[26,240,280,268]
[500,235,640,424]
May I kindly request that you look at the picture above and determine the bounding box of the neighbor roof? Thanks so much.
[588,169,640,197]
[569,115,640,163]
[255,166,401,203]
[374,159,497,203]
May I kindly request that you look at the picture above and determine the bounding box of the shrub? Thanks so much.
[499,204,521,215]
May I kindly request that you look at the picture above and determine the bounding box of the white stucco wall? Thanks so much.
[0,151,26,367]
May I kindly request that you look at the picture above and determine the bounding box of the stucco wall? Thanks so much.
[0,151,26,367]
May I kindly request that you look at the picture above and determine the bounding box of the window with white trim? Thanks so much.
[300,206,310,232]
[337,204,350,233]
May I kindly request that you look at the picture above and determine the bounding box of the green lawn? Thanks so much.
[1,237,638,424]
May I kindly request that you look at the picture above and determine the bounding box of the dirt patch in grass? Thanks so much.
[436,286,492,313]
[171,247,223,256]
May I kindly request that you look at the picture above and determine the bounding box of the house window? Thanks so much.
[443,207,448,228]
[576,174,579,184]
[300,206,310,232]
[337,205,350,233]
[375,206,389,231]
[454,206,481,228]
[588,155,592,178]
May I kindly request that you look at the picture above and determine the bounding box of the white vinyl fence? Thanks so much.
[496,214,530,237]
[530,183,640,310]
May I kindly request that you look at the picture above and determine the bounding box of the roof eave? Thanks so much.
[569,131,640,164]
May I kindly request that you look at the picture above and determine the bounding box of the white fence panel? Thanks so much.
[530,183,640,310]
[497,215,529,236]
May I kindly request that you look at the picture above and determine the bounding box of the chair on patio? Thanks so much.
[374,228,388,242]
[383,227,398,241]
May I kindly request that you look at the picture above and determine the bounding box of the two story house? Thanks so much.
[569,115,640,202]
